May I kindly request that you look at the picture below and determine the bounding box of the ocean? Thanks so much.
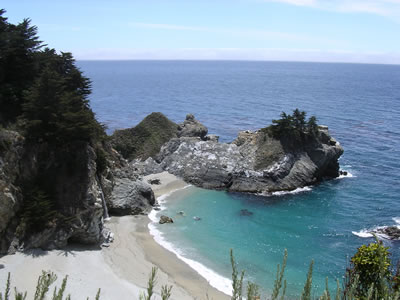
[77,60,400,297]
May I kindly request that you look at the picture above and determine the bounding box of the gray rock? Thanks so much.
[148,178,161,185]
[0,130,24,235]
[159,215,173,224]
[0,130,110,253]
[131,157,164,176]
[205,134,219,142]
[375,226,400,240]
[109,178,155,215]
[178,114,208,140]
[156,126,343,194]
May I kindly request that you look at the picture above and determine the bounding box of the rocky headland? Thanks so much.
[118,112,343,194]
[0,111,343,254]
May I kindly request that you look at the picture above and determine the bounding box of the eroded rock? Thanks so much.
[159,215,173,224]
[109,178,155,215]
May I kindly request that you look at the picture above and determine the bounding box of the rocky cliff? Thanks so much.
[0,127,156,254]
[0,129,118,254]
[0,112,343,254]
[135,114,343,194]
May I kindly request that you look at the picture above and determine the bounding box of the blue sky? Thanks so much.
[3,0,400,63]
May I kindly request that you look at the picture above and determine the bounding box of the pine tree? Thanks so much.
[0,12,42,123]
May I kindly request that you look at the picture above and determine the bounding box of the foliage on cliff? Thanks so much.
[0,9,108,240]
[111,112,179,161]
[0,9,104,143]
[266,109,319,143]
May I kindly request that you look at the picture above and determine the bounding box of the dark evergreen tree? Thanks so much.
[269,109,319,142]
[22,52,103,144]
[307,116,318,136]
[0,11,42,123]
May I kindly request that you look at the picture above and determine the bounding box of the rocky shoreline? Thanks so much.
[129,113,343,194]
[0,112,344,253]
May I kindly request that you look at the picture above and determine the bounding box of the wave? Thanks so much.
[148,185,192,223]
[352,230,374,238]
[352,220,400,240]
[393,217,400,225]
[269,186,313,197]
[148,186,233,296]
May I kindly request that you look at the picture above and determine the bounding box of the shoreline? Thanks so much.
[0,172,229,300]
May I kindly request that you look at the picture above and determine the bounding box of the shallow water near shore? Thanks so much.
[78,60,400,296]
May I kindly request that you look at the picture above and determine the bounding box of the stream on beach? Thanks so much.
[78,60,400,297]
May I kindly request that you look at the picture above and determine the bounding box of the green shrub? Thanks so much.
[344,237,394,299]
[267,109,319,142]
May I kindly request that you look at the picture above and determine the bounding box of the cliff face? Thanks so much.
[139,115,344,194]
[0,129,114,254]
[0,130,24,248]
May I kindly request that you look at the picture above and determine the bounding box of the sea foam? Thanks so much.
[352,230,374,238]
[270,186,313,196]
[148,186,233,296]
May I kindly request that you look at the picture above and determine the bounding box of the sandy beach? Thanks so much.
[0,172,229,300]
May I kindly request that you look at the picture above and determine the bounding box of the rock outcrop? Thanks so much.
[0,129,115,254]
[111,112,210,162]
[373,226,400,240]
[137,115,344,194]
[178,114,208,140]
[159,215,174,224]
[109,176,155,215]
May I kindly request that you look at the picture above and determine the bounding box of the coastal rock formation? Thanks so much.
[0,128,115,254]
[109,177,155,215]
[0,130,24,251]
[159,215,174,224]
[111,112,210,162]
[134,114,344,194]
[373,226,400,240]
[178,114,208,140]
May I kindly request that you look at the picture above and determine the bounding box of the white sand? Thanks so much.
[0,172,229,300]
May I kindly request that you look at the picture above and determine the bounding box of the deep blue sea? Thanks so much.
[78,60,400,297]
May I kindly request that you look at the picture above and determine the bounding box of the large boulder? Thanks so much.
[178,114,208,140]
[109,178,155,215]
[159,215,173,224]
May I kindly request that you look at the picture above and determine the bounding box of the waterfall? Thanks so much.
[97,175,110,220]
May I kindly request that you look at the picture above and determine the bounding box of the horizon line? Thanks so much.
[75,58,400,66]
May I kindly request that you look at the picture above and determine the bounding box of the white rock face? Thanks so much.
[153,127,343,193]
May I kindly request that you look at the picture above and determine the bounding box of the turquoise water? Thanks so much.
[77,61,400,297]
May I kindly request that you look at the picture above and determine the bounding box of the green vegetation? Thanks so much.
[0,9,108,235]
[139,267,173,300]
[0,9,104,142]
[344,237,399,299]
[267,109,319,142]
[111,112,179,160]
[229,238,400,300]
